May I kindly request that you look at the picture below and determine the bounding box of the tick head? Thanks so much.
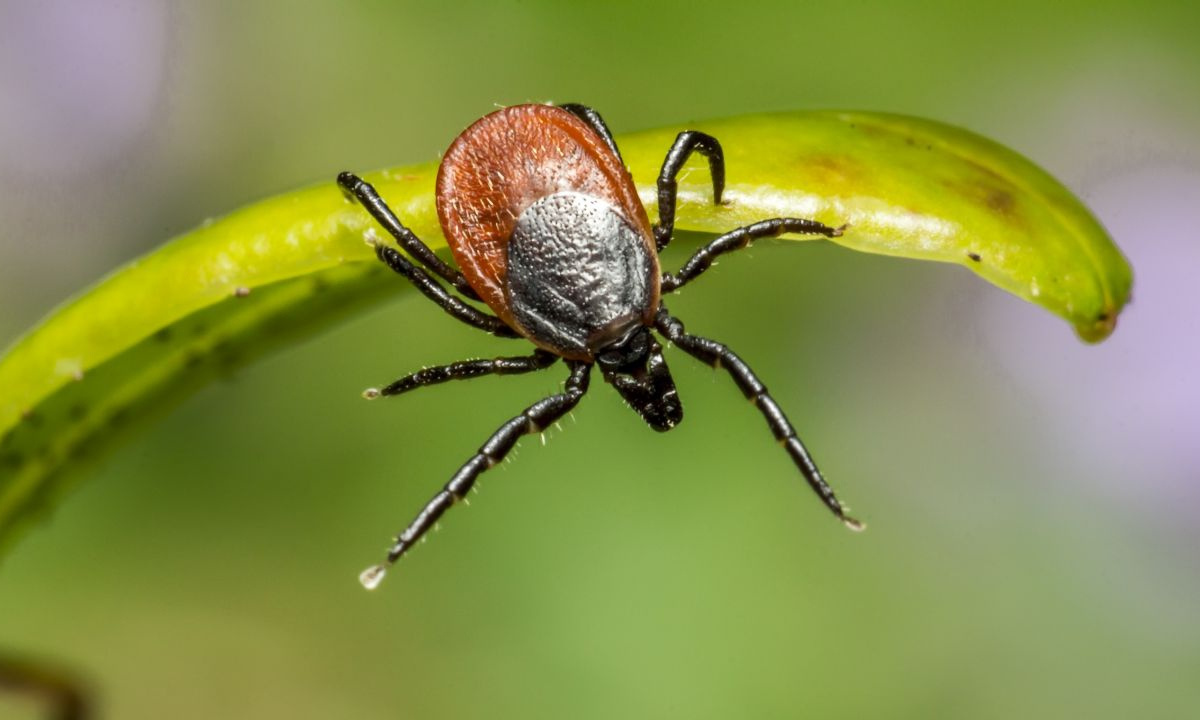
[596,325,682,432]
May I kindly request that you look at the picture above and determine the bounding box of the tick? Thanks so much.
[339,103,861,589]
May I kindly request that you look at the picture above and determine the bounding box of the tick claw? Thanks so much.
[359,564,387,590]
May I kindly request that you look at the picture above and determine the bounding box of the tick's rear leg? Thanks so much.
[371,243,519,338]
[338,171,482,301]
[654,131,725,252]
[661,217,845,293]
[559,103,624,164]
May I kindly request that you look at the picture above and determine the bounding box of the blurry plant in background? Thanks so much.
[1,1,1197,719]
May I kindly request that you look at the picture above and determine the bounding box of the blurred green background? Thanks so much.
[2,1,1198,718]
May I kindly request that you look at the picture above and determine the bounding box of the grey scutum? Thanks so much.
[506,191,653,357]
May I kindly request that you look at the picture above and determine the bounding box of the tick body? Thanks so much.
[339,104,860,590]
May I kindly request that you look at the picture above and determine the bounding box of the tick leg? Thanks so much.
[655,308,862,531]
[366,349,559,398]
[655,131,725,252]
[360,361,592,588]
[337,171,482,302]
[559,103,624,165]
[372,243,519,338]
[661,218,845,293]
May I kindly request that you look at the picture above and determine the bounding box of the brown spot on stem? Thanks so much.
[803,154,863,186]
[984,186,1017,215]
[943,176,1024,227]
[1075,307,1121,343]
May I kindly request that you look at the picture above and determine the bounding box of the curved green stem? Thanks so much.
[0,110,1132,553]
